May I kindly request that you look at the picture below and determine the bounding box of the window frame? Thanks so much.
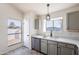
[8,18,23,46]
[43,17,63,32]
[53,19,63,31]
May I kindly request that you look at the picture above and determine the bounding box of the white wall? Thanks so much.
[39,5,79,39]
[0,4,23,54]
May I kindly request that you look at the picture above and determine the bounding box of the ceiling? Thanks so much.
[11,3,78,15]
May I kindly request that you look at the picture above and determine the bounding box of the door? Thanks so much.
[31,37,41,51]
[23,19,30,49]
[58,43,75,55]
[34,38,41,51]
[31,37,35,49]
[48,44,57,55]
[60,47,74,55]
[48,41,57,55]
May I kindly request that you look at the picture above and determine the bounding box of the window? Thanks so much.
[8,19,22,46]
[46,20,53,31]
[43,17,63,32]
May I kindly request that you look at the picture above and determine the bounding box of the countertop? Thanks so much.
[32,35,79,49]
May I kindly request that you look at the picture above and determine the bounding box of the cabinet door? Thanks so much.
[60,47,74,55]
[41,40,47,54]
[31,37,41,51]
[48,41,57,55]
[58,47,61,55]
[31,37,35,49]
[58,43,75,55]
[34,38,41,51]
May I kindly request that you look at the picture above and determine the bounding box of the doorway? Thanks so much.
[23,19,31,49]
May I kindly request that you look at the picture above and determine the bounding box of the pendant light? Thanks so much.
[46,4,50,20]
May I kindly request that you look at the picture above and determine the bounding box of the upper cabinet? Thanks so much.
[67,11,79,32]
[35,18,39,30]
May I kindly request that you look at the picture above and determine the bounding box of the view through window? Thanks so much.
[43,17,63,32]
[8,19,22,46]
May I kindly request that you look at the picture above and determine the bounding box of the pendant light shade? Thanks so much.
[46,14,50,20]
[46,4,50,20]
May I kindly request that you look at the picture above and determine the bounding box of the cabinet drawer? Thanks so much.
[41,42,47,54]
[41,39,47,43]
[48,40,57,45]
[58,43,74,49]
[41,42,47,47]
[48,44,57,55]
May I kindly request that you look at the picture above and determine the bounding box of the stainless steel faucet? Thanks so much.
[50,30,52,37]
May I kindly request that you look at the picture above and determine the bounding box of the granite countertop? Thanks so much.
[32,35,79,48]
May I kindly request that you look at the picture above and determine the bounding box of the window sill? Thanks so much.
[8,42,22,47]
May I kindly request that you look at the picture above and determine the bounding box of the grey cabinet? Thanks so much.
[31,37,41,51]
[41,40,47,54]
[31,37,78,55]
[31,37,35,49]
[48,41,57,55]
[58,43,75,55]
[58,47,74,55]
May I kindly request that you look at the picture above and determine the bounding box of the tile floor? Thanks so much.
[4,47,43,55]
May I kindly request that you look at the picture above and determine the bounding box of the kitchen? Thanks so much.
[0,3,79,55]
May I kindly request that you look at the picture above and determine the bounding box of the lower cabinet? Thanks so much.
[31,37,35,49]
[48,41,57,55]
[31,37,78,55]
[58,47,75,55]
[31,37,41,51]
[41,40,47,54]
[58,43,76,55]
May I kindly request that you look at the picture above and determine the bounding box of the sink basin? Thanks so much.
[43,36,56,40]
[33,35,44,38]
[32,35,60,40]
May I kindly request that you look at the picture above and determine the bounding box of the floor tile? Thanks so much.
[4,47,43,55]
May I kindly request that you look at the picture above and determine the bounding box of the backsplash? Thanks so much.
[35,30,79,39]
